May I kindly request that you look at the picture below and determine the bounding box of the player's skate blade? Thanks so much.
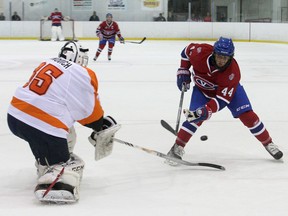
[265,142,283,160]
[164,159,180,166]
[165,143,184,166]
[34,183,77,204]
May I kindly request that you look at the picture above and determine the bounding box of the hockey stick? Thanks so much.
[175,84,186,132]
[160,119,176,135]
[113,138,225,170]
[161,84,186,135]
[125,37,146,44]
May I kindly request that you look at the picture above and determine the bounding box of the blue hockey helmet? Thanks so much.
[213,37,234,57]
[106,13,113,18]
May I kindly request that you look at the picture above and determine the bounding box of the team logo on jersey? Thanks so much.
[189,46,195,56]
[194,75,216,90]
[229,73,235,80]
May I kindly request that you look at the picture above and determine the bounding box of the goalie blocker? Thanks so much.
[89,116,121,161]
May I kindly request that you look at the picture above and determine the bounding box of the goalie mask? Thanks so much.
[59,41,89,67]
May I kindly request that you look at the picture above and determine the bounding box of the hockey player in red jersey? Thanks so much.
[166,37,283,165]
[93,13,124,61]
[48,8,68,41]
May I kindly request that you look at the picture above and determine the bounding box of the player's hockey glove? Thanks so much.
[183,105,212,123]
[119,37,125,44]
[177,68,191,92]
[90,116,117,140]
[97,33,103,40]
[101,116,117,130]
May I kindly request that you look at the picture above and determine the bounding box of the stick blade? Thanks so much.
[139,37,146,44]
[160,120,177,135]
[114,137,225,170]
[161,153,225,170]
[126,37,147,44]
[198,163,226,170]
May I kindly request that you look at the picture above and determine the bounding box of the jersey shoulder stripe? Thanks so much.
[11,96,69,132]
[181,47,189,61]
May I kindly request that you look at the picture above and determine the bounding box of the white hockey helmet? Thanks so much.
[59,41,89,67]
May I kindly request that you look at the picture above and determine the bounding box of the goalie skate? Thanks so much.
[34,182,77,204]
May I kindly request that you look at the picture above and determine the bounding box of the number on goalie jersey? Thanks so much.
[166,37,283,166]
[7,41,119,203]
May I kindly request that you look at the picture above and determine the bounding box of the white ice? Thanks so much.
[1,40,288,216]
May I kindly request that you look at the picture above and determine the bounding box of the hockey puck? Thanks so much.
[200,135,208,141]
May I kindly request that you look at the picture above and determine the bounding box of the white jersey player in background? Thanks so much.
[7,41,119,203]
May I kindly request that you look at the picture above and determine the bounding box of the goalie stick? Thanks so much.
[113,138,225,170]
[161,84,186,135]
[125,37,146,44]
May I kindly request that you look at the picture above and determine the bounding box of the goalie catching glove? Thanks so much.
[183,105,212,123]
[41,16,48,21]
[63,16,70,21]
[88,116,121,161]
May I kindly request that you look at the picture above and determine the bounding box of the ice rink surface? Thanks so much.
[1,39,288,215]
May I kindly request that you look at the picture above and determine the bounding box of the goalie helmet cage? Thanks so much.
[40,19,77,41]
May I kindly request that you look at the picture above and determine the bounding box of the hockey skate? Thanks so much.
[165,143,185,166]
[108,55,111,61]
[93,56,97,61]
[34,182,77,204]
[264,142,283,160]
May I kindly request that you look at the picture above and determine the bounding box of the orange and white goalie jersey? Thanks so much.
[8,58,104,138]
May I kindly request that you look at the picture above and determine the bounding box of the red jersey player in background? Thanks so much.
[93,13,124,61]
[47,8,69,41]
[166,37,283,165]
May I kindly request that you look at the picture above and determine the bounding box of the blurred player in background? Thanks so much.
[93,13,125,61]
[46,8,69,41]
[7,41,119,203]
[166,37,283,165]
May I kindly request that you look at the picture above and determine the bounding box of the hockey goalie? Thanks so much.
[7,41,120,203]
[42,8,70,41]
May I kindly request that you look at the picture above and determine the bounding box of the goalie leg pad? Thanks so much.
[35,154,85,202]
[37,154,84,186]
[56,26,65,41]
[34,182,77,204]
[51,26,57,41]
